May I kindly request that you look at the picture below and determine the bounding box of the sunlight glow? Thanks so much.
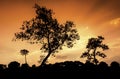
[110,18,120,25]
[47,25,96,64]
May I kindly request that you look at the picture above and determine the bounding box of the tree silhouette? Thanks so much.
[110,61,120,72]
[14,4,80,66]
[81,36,109,65]
[8,61,20,70]
[20,49,29,64]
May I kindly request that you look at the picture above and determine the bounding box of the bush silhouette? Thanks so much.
[0,60,119,79]
[98,61,109,72]
[8,61,20,70]
[0,64,6,72]
[110,61,120,72]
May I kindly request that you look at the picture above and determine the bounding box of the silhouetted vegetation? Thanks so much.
[14,4,80,66]
[20,49,29,64]
[0,61,120,79]
[81,36,109,65]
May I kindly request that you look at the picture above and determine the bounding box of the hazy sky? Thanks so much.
[0,0,120,66]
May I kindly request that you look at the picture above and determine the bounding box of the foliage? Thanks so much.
[81,36,109,65]
[20,49,29,56]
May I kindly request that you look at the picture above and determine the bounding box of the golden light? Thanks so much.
[110,18,120,25]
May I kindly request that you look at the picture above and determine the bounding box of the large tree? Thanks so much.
[81,36,109,65]
[14,4,80,66]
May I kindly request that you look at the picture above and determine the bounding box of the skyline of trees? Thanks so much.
[0,60,120,79]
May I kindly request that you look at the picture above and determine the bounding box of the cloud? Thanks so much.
[55,55,68,59]
[110,18,120,25]
[89,0,109,13]
[94,0,120,25]
[110,40,120,48]
[0,45,16,54]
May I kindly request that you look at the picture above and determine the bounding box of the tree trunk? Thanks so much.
[41,29,51,66]
[93,48,97,65]
[41,52,51,66]
[25,55,27,64]
[87,48,91,62]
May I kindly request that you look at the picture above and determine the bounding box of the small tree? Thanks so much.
[14,4,80,66]
[81,36,109,65]
[20,49,29,64]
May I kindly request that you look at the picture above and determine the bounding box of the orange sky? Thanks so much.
[0,0,120,66]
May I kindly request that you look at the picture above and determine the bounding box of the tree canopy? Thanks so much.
[81,36,109,65]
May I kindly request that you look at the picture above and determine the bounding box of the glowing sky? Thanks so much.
[0,0,120,66]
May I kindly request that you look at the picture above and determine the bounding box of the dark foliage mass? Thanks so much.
[81,36,109,65]
[0,61,120,79]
